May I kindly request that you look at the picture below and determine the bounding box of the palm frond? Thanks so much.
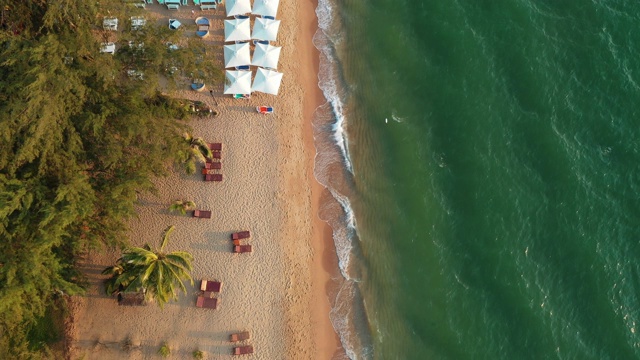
[160,225,175,251]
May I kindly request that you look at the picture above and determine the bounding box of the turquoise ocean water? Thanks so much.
[312,1,640,359]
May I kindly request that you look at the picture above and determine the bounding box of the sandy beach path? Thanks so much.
[67,1,343,359]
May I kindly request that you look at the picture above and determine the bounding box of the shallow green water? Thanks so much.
[314,0,640,359]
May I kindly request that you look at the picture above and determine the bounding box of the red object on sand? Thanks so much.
[204,174,223,182]
[256,106,273,114]
[195,296,218,309]
[231,231,251,240]
[193,210,212,218]
[233,245,252,253]
[233,345,254,355]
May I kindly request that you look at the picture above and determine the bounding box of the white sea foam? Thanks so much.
[391,112,406,123]
[314,34,354,174]
[316,0,333,31]
[330,283,359,360]
[328,188,358,280]
[312,0,373,358]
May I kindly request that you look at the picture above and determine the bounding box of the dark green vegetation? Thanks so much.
[168,199,196,215]
[180,133,212,174]
[0,1,220,358]
[102,225,193,307]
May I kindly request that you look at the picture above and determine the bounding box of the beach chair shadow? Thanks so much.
[186,330,229,342]
[190,231,230,252]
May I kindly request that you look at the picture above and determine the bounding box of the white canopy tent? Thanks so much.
[251,67,283,95]
[251,43,281,70]
[223,70,252,95]
[251,17,280,41]
[224,42,251,69]
[103,17,118,31]
[100,42,116,54]
[252,0,280,18]
[130,16,146,30]
[224,18,251,42]
[225,0,252,17]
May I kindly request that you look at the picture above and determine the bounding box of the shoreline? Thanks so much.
[298,0,346,358]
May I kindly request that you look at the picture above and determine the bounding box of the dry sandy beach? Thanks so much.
[66,0,344,359]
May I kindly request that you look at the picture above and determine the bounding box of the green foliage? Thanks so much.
[103,226,193,307]
[168,200,196,215]
[179,133,212,174]
[192,349,204,359]
[0,0,224,357]
[158,342,171,357]
[26,301,65,351]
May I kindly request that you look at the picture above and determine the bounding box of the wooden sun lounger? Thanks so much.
[208,143,222,151]
[202,168,221,175]
[230,331,251,342]
[196,296,218,309]
[233,245,252,253]
[200,279,222,293]
[204,174,223,182]
[233,345,253,355]
[193,210,212,219]
[231,231,250,240]
[204,162,222,170]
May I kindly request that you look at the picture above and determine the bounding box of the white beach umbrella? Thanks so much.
[224,18,251,42]
[252,0,280,18]
[251,43,281,70]
[224,42,251,68]
[251,17,281,41]
[223,70,252,94]
[225,0,251,17]
[251,67,283,95]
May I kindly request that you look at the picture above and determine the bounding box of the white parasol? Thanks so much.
[251,43,281,70]
[251,17,281,41]
[251,67,283,95]
[223,70,252,95]
[225,0,252,17]
[252,0,280,18]
[224,42,251,69]
[224,18,251,42]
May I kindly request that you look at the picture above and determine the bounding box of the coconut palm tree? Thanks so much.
[168,199,196,215]
[180,133,212,174]
[103,226,193,307]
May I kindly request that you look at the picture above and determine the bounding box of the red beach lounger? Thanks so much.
[231,231,251,240]
[256,106,273,114]
[208,143,223,151]
[205,162,222,170]
[230,331,251,342]
[200,279,222,293]
[202,167,221,174]
[233,345,253,355]
[212,151,222,159]
[204,174,223,182]
[233,245,252,253]
[196,296,218,309]
[193,210,212,219]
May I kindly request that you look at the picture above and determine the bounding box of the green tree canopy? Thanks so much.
[0,1,221,357]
